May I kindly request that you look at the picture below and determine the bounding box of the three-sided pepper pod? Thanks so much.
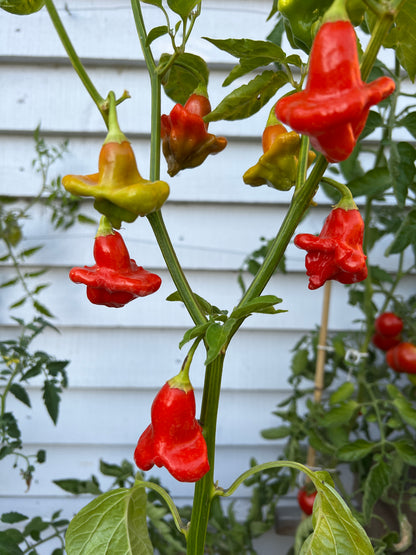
[294,193,367,290]
[62,92,170,229]
[69,216,162,308]
[161,91,227,177]
[134,353,209,482]
[275,0,395,163]
[243,110,316,190]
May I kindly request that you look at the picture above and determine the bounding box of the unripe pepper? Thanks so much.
[63,92,169,229]
[294,204,367,290]
[161,92,227,177]
[1,0,44,14]
[243,113,315,191]
[134,372,209,482]
[69,217,161,308]
[275,9,395,163]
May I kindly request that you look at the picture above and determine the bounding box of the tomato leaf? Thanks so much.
[9,384,31,408]
[337,439,376,461]
[66,486,153,555]
[329,382,355,405]
[320,400,358,427]
[362,459,390,523]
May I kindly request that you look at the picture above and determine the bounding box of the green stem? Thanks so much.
[186,353,225,554]
[321,177,356,208]
[360,10,395,82]
[44,0,107,124]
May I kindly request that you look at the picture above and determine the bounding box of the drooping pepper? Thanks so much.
[69,217,161,308]
[134,369,209,483]
[62,92,169,229]
[275,6,395,163]
[243,114,315,191]
[161,92,227,177]
[294,203,367,290]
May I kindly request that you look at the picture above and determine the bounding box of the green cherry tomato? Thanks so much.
[0,0,45,15]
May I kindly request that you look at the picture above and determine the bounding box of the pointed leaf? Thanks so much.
[385,208,416,255]
[42,380,61,424]
[205,319,236,365]
[9,384,31,408]
[320,400,358,427]
[205,70,288,122]
[160,52,208,104]
[146,25,169,46]
[347,167,391,198]
[394,0,416,82]
[1,512,28,524]
[337,439,376,461]
[362,459,390,523]
[329,382,355,405]
[230,295,283,320]
[65,486,153,555]
[179,322,210,349]
[203,37,286,62]
[393,439,416,466]
[167,0,199,18]
[392,394,416,429]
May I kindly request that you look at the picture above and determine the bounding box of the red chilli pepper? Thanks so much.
[275,19,395,162]
[161,93,227,177]
[69,221,161,308]
[134,378,209,482]
[294,207,367,290]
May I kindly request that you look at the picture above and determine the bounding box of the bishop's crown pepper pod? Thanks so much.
[62,92,169,229]
[134,361,209,483]
[161,90,227,177]
[275,0,395,163]
[69,216,161,308]
[294,193,367,290]
[243,109,315,191]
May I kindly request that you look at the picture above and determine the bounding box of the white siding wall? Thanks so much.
[0,2,412,553]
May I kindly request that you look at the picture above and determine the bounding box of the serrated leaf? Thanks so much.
[347,167,391,198]
[329,382,355,405]
[146,25,168,46]
[393,439,416,466]
[66,486,153,555]
[9,384,31,408]
[337,439,376,461]
[362,459,390,523]
[1,512,28,524]
[320,400,358,427]
[301,480,374,554]
[42,380,61,424]
[205,70,288,122]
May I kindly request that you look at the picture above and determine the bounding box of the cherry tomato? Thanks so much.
[375,312,403,337]
[372,332,401,352]
[297,488,317,515]
[386,342,416,374]
[262,123,287,152]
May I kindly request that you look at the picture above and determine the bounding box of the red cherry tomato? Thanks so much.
[372,332,401,352]
[375,312,403,337]
[386,342,416,374]
[297,488,317,515]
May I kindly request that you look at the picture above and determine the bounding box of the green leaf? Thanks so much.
[230,295,283,319]
[399,112,416,138]
[141,0,162,5]
[301,480,374,554]
[42,380,61,424]
[0,277,19,288]
[66,486,153,555]
[23,517,49,541]
[320,400,358,427]
[389,141,415,206]
[393,439,416,466]
[53,478,102,495]
[329,382,355,405]
[167,0,199,18]
[33,300,53,318]
[362,459,390,523]
[1,512,28,524]
[205,319,236,365]
[337,439,376,461]
[385,208,416,255]
[204,37,286,62]
[347,167,391,198]
[179,322,210,349]
[392,394,416,429]
[205,70,288,122]
[160,52,209,104]
[146,25,169,46]
[360,110,383,140]
[9,384,31,407]
[223,57,276,87]
[0,530,24,555]
[19,246,42,258]
[261,426,291,440]
[394,1,416,82]
[36,449,46,463]
[291,349,309,376]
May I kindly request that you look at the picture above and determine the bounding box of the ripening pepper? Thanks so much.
[161,92,227,177]
[243,117,315,191]
[134,373,209,482]
[275,14,395,163]
[294,205,367,290]
[69,217,161,308]
[62,93,169,229]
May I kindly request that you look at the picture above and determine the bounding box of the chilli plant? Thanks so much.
[1,0,415,554]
